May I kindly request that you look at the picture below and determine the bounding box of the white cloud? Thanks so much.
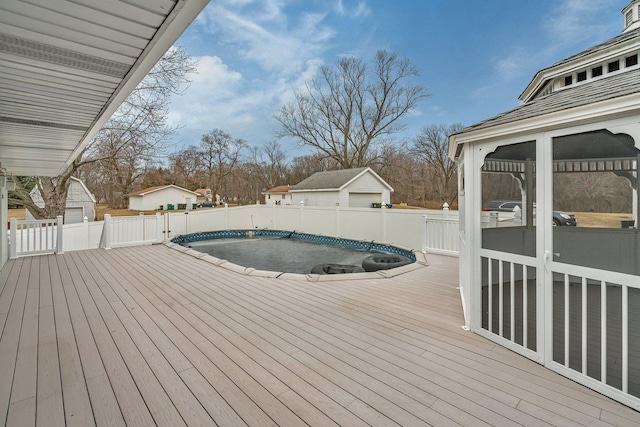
[167,55,243,133]
[354,2,372,18]
[543,0,618,46]
[488,0,620,83]
[335,0,370,18]
[171,0,375,149]
[196,1,334,75]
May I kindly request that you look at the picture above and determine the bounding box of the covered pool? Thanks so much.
[171,230,415,274]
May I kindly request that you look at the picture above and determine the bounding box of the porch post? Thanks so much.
[103,214,112,249]
[56,215,64,254]
[9,217,16,259]
[1,183,9,266]
[525,159,534,227]
[155,213,163,242]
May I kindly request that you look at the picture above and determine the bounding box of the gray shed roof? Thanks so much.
[290,167,371,191]
[456,71,640,135]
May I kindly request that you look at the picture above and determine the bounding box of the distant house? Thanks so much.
[26,177,96,224]
[195,188,221,205]
[263,185,292,205]
[128,185,199,211]
[289,167,393,207]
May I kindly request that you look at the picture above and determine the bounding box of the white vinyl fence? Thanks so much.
[9,204,462,258]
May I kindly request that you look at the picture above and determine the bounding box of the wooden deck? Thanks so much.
[0,245,638,426]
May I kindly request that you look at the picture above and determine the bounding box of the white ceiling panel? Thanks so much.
[0,0,209,177]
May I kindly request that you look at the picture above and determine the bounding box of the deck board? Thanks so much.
[0,245,637,426]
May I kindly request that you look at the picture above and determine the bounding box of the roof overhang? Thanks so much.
[0,0,209,177]
[130,185,200,197]
[519,31,640,103]
[449,91,640,160]
[340,167,394,192]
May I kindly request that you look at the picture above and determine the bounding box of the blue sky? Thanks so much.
[167,0,628,157]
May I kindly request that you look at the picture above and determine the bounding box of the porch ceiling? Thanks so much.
[0,0,208,178]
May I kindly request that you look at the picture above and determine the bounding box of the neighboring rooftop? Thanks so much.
[290,167,394,192]
[128,184,198,196]
[264,185,291,193]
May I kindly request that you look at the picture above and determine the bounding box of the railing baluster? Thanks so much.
[601,280,607,384]
[565,273,570,367]
[523,265,528,349]
[488,257,493,333]
[499,260,504,337]
[622,285,628,393]
[582,277,587,375]
[510,262,515,342]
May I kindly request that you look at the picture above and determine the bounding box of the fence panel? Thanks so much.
[302,207,338,236]
[62,221,103,252]
[102,214,162,248]
[423,216,460,255]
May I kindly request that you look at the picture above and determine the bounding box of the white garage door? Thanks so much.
[64,206,84,224]
[348,192,381,208]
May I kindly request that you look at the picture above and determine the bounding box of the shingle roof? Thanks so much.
[456,70,640,134]
[128,185,198,197]
[290,167,370,191]
[542,29,639,75]
[264,185,291,193]
[520,28,640,101]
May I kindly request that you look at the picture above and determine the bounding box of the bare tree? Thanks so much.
[261,140,289,188]
[411,123,464,204]
[199,129,246,201]
[10,46,196,216]
[168,145,203,189]
[276,50,429,169]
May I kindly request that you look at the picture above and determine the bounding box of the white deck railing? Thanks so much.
[422,215,460,255]
[548,262,640,409]
[9,205,461,257]
[9,216,63,257]
[99,213,164,249]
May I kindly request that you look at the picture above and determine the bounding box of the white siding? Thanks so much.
[348,193,381,208]
[265,193,293,205]
[348,172,385,191]
[291,191,340,207]
[346,172,391,206]
[129,188,198,211]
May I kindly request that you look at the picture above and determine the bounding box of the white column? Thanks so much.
[9,217,17,259]
[1,182,8,265]
[103,214,112,249]
[56,215,64,254]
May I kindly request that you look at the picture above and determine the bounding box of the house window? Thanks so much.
[626,54,638,67]
[281,194,286,199]
[576,71,587,82]
[626,11,633,27]
[608,60,620,72]
[268,194,271,199]
[591,65,603,77]
[564,75,572,86]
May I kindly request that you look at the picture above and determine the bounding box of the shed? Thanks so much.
[263,185,292,205]
[448,1,640,410]
[128,185,199,211]
[26,177,96,224]
[289,167,393,207]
